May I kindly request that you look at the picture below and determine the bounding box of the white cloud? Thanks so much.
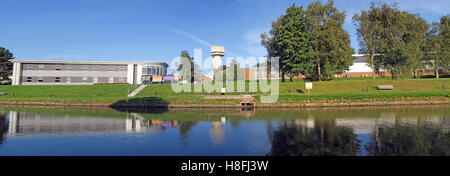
[171,28,212,47]
[171,28,237,56]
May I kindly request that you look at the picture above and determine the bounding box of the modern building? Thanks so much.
[11,59,168,85]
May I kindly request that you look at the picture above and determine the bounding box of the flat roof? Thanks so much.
[11,59,168,66]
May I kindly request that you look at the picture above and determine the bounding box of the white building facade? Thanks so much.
[11,60,168,85]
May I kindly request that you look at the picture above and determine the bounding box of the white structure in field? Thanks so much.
[211,45,224,70]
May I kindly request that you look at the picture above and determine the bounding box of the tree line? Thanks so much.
[262,0,449,81]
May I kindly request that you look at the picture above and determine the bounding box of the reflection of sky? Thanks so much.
[357,134,371,156]
[0,119,272,156]
[1,106,449,156]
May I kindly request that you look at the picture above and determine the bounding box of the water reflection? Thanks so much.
[5,111,181,136]
[268,121,361,156]
[0,113,8,145]
[0,105,448,156]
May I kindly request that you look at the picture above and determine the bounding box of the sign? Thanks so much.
[305,82,313,90]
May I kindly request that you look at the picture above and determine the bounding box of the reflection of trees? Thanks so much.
[179,121,197,140]
[366,126,450,156]
[0,114,8,145]
[268,121,360,156]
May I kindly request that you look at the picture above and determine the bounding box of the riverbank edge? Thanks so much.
[0,98,448,108]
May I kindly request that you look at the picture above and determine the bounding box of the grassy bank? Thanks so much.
[0,84,136,102]
[0,78,448,105]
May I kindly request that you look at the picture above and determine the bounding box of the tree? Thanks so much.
[437,15,450,76]
[305,0,354,81]
[261,3,313,82]
[177,50,201,83]
[0,47,13,81]
[226,59,242,82]
[366,3,429,79]
[353,3,382,79]
[424,22,446,78]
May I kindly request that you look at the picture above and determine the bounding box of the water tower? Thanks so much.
[211,45,224,70]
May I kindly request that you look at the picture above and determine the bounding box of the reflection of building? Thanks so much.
[210,121,225,144]
[11,59,168,85]
[5,111,179,135]
[294,117,315,130]
[335,114,449,134]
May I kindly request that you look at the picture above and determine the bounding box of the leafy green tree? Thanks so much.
[305,0,354,81]
[261,4,313,82]
[226,59,240,82]
[367,3,429,79]
[0,47,13,81]
[353,3,382,79]
[177,50,201,83]
[438,15,450,75]
[424,21,446,78]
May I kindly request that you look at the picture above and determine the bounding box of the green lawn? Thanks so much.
[0,77,448,104]
[134,78,449,103]
[0,84,137,102]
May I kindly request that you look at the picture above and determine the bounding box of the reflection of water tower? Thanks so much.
[210,121,225,144]
[211,45,224,70]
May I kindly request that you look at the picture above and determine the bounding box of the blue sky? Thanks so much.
[1,0,449,66]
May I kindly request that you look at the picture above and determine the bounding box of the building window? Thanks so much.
[38,77,44,82]
[38,65,45,70]
[93,77,98,83]
[66,77,71,83]
[55,65,61,71]
[109,77,114,83]
[55,77,60,82]
[119,66,125,71]
[66,65,72,70]
[93,65,99,71]
[118,78,125,82]
[109,66,114,71]
[27,65,33,70]
[26,77,32,82]
[82,65,88,70]
[82,77,88,83]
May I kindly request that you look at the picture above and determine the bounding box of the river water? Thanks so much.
[0,105,448,156]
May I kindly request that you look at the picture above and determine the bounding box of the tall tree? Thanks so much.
[0,47,13,81]
[353,3,382,79]
[368,3,429,79]
[177,50,201,83]
[305,0,354,81]
[261,4,313,82]
[438,15,450,75]
[424,22,444,78]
